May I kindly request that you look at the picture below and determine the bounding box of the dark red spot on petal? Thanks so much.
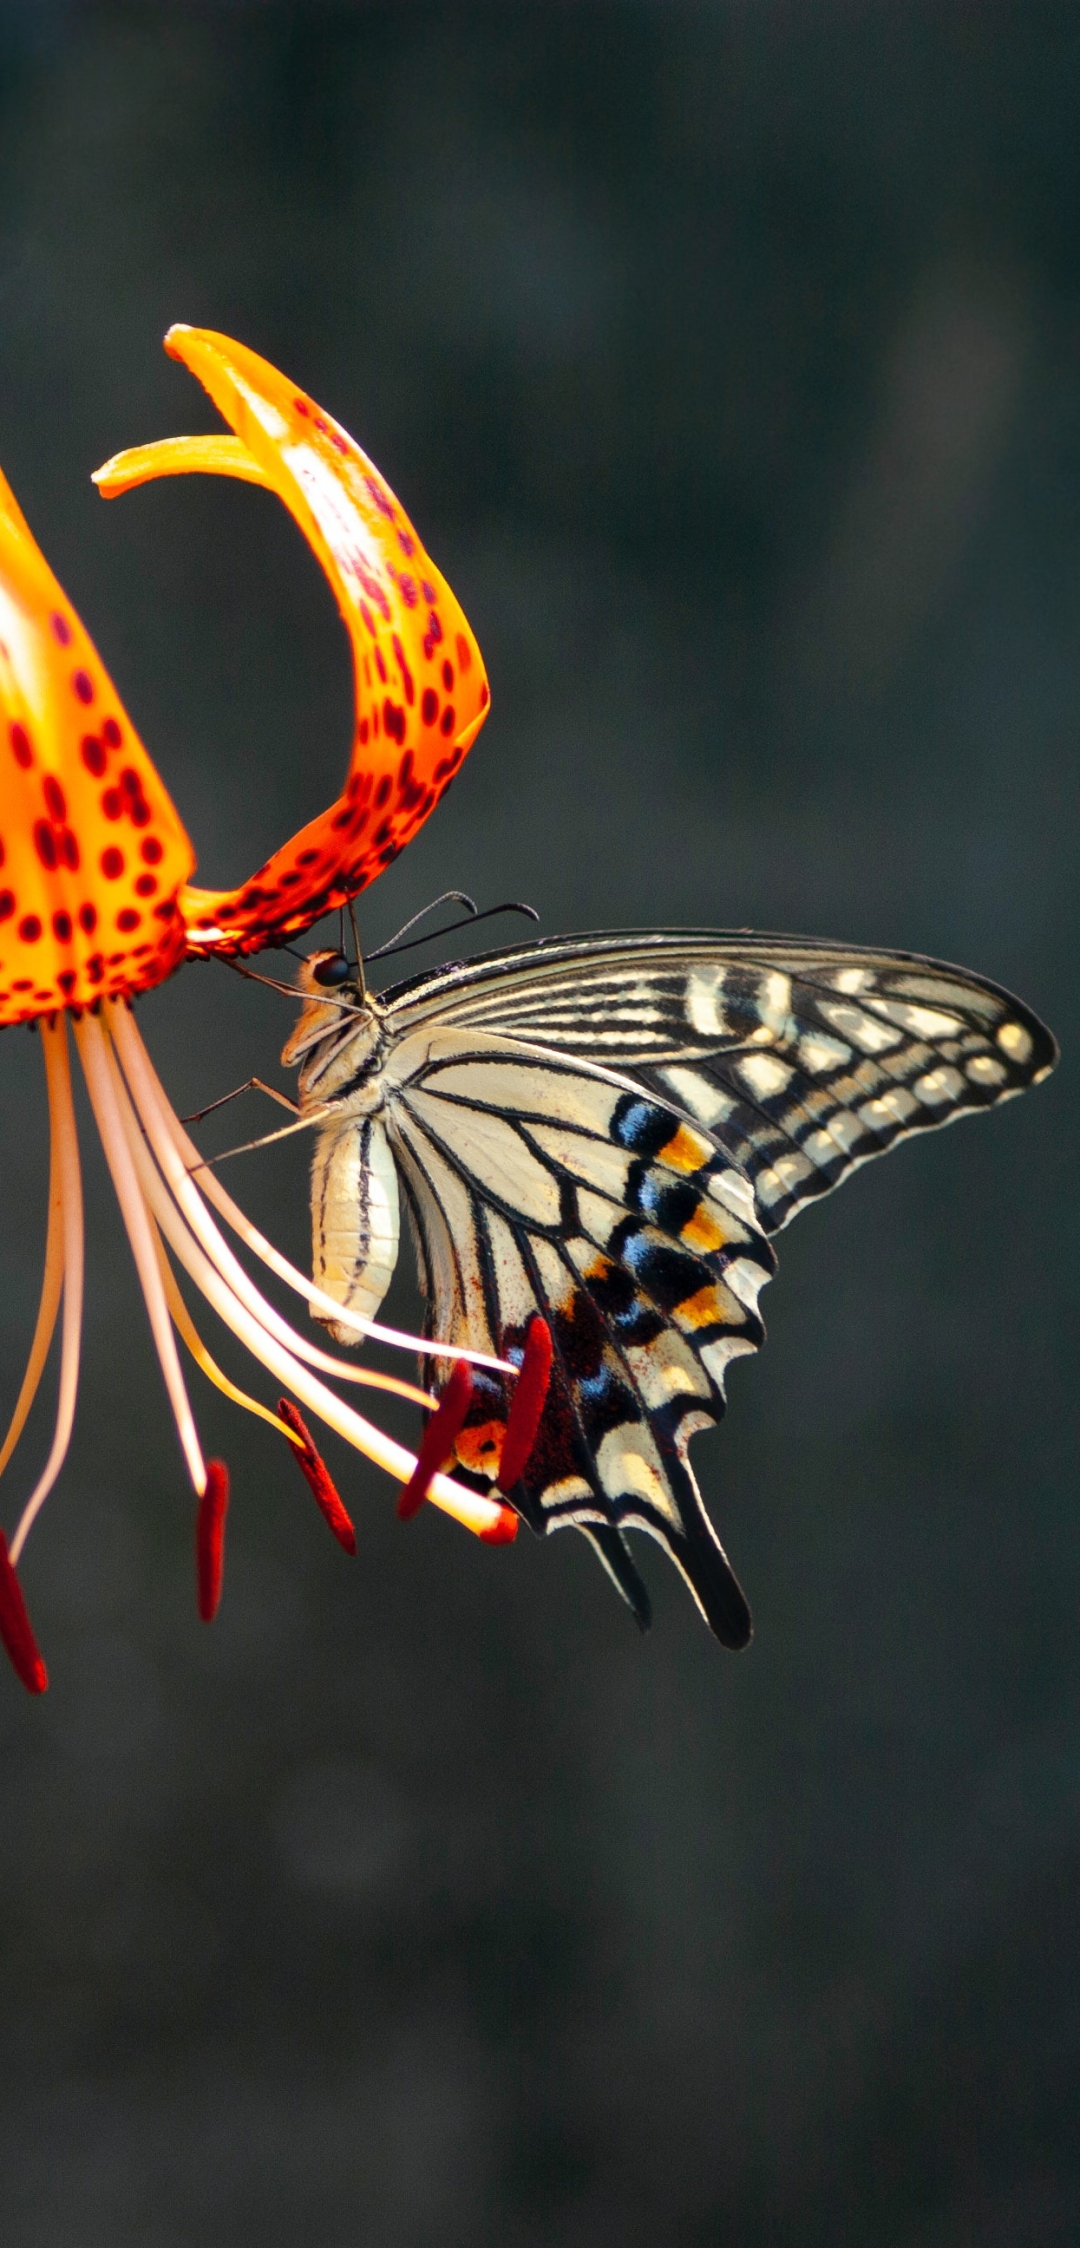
[440,705,456,737]
[397,1361,475,1521]
[374,775,392,809]
[116,908,140,932]
[442,659,454,692]
[10,723,31,769]
[421,688,438,726]
[50,612,72,648]
[57,970,76,995]
[101,789,122,820]
[72,670,93,705]
[101,847,124,878]
[135,874,157,897]
[42,776,66,822]
[78,903,97,934]
[18,916,41,942]
[195,1460,230,1621]
[479,680,489,708]
[60,830,79,871]
[52,911,72,942]
[0,891,14,922]
[456,633,472,674]
[33,821,57,870]
[102,717,122,748]
[140,837,163,865]
[81,735,106,777]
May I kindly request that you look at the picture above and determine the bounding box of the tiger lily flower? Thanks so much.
[0,325,516,1692]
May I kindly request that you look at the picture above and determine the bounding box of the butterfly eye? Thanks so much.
[313,953,352,988]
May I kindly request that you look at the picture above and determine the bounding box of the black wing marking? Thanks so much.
[385,1027,775,1646]
[380,931,1057,1234]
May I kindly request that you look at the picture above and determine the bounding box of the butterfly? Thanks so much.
[278,928,1057,1647]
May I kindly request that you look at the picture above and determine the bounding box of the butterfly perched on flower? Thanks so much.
[280,924,1057,1648]
[0,320,1058,1694]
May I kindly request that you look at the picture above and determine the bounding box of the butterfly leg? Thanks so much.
[182,1078,300,1125]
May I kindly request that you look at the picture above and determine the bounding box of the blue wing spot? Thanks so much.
[612,1095,672,1158]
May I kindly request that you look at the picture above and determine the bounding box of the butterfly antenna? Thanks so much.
[346,895,366,999]
[365,891,478,964]
[368,899,539,966]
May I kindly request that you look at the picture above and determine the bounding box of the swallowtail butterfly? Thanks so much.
[280,929,1056,1646]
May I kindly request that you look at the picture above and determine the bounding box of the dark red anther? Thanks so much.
[497,1316,553,1492]
[277,1399,357,1555]
[195,1459,230,1622]
[0,1533,47,1693]
[397,1359,474,1521]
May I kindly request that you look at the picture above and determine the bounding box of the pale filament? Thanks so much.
[75,1014,207,1496]
[0,1024,67,1480]
[106,1012,433,1406]
[9,1017,85,1564]
[109,1003,514,1377]
[97,1011,506,1539]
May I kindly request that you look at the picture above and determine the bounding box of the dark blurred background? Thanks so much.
[0,4,1076,2242]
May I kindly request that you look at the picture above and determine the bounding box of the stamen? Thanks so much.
[74,1014,206,1495]
[109,1004,515,1377]
[397,1360,474,1521]
[151,1213,305,1440]
[103,1020,433,1408]
[8,1017,85,1566]
[102,1014,510,1539]
[195,1459,230,1621]
[276,1399,356,1554]
[0,1023,66,1481]
[0,1534,47,1692]
[497,1316,553,1493]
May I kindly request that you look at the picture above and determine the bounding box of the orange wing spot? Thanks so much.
[674,1284,730,1332]
[95,327,491,958]
[658,1123,714,1175]
[455,1419,506,1476]
[0,463,193,1025]
[680,1203,732,1255]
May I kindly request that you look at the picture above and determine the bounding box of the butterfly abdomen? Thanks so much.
[309,1114,400,1342]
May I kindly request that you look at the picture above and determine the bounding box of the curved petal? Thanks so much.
[94,325,491,958]
[0,466,193,1024]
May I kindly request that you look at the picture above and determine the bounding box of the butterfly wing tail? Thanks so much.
[579,1525,653,1632]
[640,1440,753,1649]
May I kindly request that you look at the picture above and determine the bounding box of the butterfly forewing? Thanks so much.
[382,932,1056,1234]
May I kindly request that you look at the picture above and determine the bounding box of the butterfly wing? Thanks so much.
[376,931,1055,1641]
[383,1025,776,1646]
[382,931,1057,1235]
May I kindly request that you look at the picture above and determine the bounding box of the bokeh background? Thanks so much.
[0,5,1075,2242]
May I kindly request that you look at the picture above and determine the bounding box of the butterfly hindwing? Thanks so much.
[385,1027,776,1644]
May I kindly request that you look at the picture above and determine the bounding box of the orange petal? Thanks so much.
[0,467,193,1025]
[95,325,491,958]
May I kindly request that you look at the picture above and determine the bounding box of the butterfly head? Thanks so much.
[281,947,384,1100]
